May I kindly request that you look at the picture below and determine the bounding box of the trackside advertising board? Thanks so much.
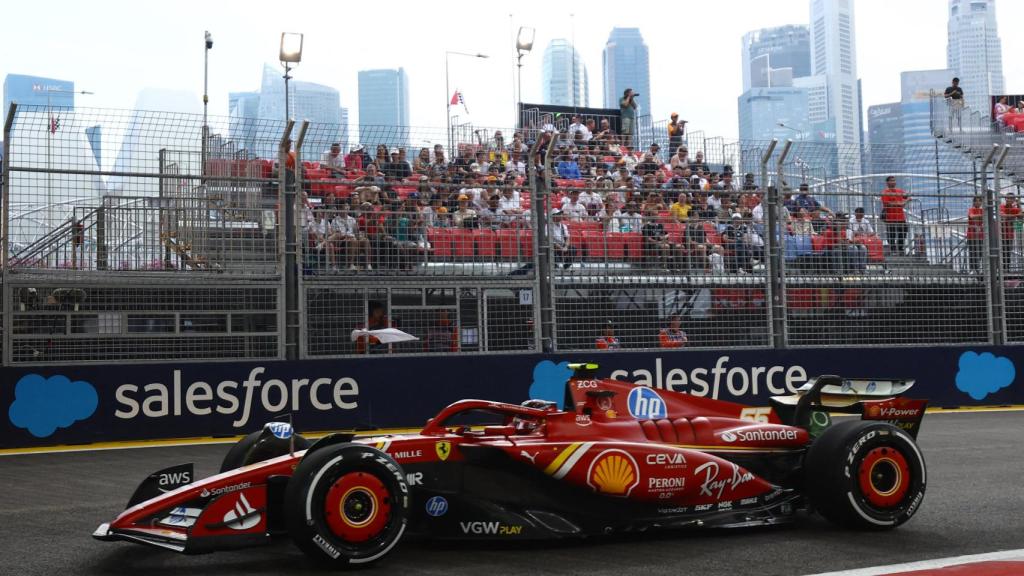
[2,346,1021,449]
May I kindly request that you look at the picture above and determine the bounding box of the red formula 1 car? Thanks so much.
[95,363,928,568]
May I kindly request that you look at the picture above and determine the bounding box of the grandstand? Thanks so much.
[1,97,1022,366]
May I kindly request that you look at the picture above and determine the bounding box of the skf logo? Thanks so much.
[435,441,452,461]
[586,449,639,497]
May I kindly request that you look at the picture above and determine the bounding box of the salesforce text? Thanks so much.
[608,356,807,398]
[114,367,359,427]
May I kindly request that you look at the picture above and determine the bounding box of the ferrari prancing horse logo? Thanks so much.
[435,441,452,461]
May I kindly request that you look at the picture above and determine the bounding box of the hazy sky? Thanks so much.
[1,0,1021,141]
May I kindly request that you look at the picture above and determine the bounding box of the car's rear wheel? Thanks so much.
[804,420,926,530]
[220,428,310,473]
[285,444,409,567]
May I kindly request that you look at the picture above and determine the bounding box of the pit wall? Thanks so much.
[3,346,1020,449]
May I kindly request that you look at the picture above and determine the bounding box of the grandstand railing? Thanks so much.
[2,103,1023,364]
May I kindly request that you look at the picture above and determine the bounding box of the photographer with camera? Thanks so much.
[619,88,639,148]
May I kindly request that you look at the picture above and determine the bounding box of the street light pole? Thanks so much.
[515,27,535,129]
[280,33,304,124]
[445,51,489,157]
[203,31,212,178]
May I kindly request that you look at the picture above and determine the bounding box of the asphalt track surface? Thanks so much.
[1,411,1022,576]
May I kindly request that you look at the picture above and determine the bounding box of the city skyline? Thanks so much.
[1,0,1022,143]
[540,39,589,108]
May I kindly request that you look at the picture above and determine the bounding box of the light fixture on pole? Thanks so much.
[776,122,805,140]
[515,26,535,125]
[280,32,304,123]
[444,50,488,156]
[202,31,213,178]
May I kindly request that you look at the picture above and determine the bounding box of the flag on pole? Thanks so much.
[49,114,60,135]
[450,90,469,114]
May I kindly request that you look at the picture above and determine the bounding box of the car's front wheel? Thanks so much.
[285,443,409,567]
[804,420,926,530]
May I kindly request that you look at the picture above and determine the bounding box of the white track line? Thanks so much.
[805,548,1024,576]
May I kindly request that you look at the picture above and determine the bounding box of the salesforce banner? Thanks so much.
[1,346,1020,449]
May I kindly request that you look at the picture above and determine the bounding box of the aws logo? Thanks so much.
[8,374,97,438]
[586,449,639,497]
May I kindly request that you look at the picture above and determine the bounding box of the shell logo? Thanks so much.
[586,449,639,497]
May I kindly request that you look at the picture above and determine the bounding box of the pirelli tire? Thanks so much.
[285,443,409,567]
[805,420,926,530]
[219,430,311,473]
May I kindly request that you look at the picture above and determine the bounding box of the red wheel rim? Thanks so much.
[858,446,910,508]
[323,472,391,543]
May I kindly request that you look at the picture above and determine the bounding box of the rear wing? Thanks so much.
[770,375,928,439]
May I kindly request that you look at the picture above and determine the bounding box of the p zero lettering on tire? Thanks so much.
[804,420,926,530]
[285,443,409,567]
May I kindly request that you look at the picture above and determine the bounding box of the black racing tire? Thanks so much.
[804,420,926,530]
[220,429,310,473]
[285,443,409,567]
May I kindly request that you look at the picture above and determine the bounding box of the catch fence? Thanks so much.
[1,103,1021,365]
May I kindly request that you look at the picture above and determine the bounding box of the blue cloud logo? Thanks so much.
[8,374,98,438]
[955,351,1016,401]
[528,361,573,403]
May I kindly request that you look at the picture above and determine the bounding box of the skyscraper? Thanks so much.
[866,103,904,175]
[3,74,75,127]
[541,39,589,108]
[741,25,811,91]
[602,28,651,112]
[228,66,346,159]
[946,0,1005,117]
[358,68,410,149]
[810,0,862,176]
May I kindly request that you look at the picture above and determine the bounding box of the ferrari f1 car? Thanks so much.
[95,363,928,567]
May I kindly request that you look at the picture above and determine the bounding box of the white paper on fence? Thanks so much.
[350,328,420,343]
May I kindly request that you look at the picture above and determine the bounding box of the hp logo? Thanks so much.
[425,496,448,517]
[627,387,667,420]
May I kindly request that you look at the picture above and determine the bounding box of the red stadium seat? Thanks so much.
[473,229,497,258]
[703,222,723,246]
[665,222,685,243]
[520,229,534,258]
[427,228,453,258]
[582,230,607,260]
[497,228,520,259]
[453,229,476,258]
[858,235,884,262]
[811,235,827,253]
[608,232,642,261]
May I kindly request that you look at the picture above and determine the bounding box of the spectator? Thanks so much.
[569,116,591,141]
[994,96,1011,124]
[967,195,984,273]
[670,146,689,170]
[670,192,692,222]
[722,213,754,273]
[595,320,620,350]
[373,145,389,168]
[322,142,345,175]
[556,152,582,179]
[690,151,709,173]
[331,203,371,271]
[658,314,688,348]
[396,148,412,179]
[478,194,502,229]
[560,189,588,222]
[452,195,478,229]
[668,113,686,155]
[795,183,833,231]
[791,208,815,236]
[708,245,725,274]
[414,148,432,174]
[306,206,329,269]
[345,143,366,171]
[848,207,875,237]
[498,184,527,227]
[944,77,964,131]
[549,210,577,268]
[820,215,865,273]
[619,88,639,148]
[424,309,459,353]
[610,202,642,233]
[355,301,390,354]
[881,176,909,255]
[1001,193,1022,271]
[641,206,681,270]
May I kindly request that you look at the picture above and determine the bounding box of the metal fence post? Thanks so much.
[278,120,296,360]
[760,140,782,348]
[531,135,558,352]
[2,103,15,366]
[775,140,793,347]
[979,145,999,345]
[992,145,1010,345]
[290,120,310,361]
